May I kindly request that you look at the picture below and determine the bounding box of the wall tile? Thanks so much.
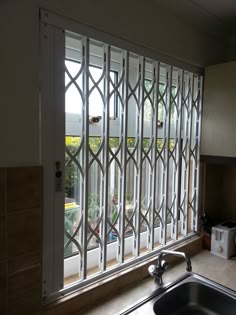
[0,261,7,315]
[0,217,6,260]
[8,266,41,315]
[8,253,41,276]
[7,166,42,213]
[205,164,223,221]
[0,168,6,216]
[2,166,43,315]
[221,166,236,221]
[204,163,236,222]
[7,208,42,257]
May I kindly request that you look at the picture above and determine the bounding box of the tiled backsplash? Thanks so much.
[0,166,43,315]
[201,156,236,223]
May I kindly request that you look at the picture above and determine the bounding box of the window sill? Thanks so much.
[42,235,202,315]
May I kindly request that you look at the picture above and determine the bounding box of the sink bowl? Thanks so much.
[120,273,236,315]
[153,280,236,315]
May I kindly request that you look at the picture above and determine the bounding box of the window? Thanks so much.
[41,10,203,302]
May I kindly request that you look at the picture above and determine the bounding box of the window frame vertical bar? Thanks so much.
[180,72,188,237]
[81,37,90,280]
[191,75,203,232]
[41,22,55,300]
[171,69,184,241]
[53,27,66,292]
[134,56,145,256]
[161,65,172,245]
[119,51,129,263]
[186,73,194,235]
[101,44,111,271]
[150,61,160,250]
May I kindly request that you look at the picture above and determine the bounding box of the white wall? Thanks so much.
[201,61,236,157]
[0,0,225,166]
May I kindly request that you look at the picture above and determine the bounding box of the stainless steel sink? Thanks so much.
[153,279,236,315]
[120,273,236,315]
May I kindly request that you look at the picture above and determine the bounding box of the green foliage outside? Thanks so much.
[64,133,175,256]
[65,136,175,199]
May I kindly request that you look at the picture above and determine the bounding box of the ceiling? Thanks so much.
[156,0,236,39]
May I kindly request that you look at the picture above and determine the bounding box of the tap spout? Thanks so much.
[157,250,192,272]
[148,249,192,286]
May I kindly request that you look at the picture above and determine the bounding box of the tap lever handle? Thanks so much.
[148,264,157,277]
[161,260,170,272]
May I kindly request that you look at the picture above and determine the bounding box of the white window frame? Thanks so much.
[40,9,203,302]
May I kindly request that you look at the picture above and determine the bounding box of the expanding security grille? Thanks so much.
[40,10,203,300]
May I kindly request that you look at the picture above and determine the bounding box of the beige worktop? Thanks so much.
[80,250,236,315]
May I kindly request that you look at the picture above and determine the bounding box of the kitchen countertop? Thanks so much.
[80,250,236,315]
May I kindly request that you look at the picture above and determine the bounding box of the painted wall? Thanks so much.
[201,61,236,157]
[0,0,226,166]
